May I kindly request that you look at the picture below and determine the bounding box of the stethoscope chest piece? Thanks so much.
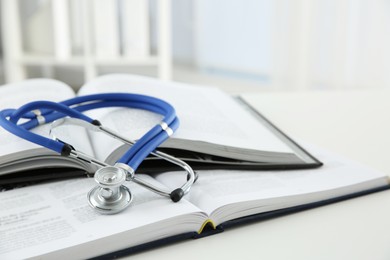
[87,166,133,214]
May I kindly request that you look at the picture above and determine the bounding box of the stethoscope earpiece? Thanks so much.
[87,166,133,214]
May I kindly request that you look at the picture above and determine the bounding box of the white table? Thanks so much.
[126,89,390,260]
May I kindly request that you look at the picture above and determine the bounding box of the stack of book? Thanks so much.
[0,74,388,259]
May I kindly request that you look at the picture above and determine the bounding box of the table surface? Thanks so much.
[124,88,390,260]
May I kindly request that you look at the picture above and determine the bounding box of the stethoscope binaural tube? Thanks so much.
[0,93,196,214]
[50,117,196,202]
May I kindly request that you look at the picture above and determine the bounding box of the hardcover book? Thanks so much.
[0,74,321,187]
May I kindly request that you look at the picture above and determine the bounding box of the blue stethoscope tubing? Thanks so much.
[0,93,178,172]
[0,92,197,208]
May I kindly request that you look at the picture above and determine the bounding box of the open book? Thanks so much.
[0,74,321,186]
[0,146,388,259]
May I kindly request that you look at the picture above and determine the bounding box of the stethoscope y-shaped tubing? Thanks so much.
[3,94,178,173]
[14,93,179,173]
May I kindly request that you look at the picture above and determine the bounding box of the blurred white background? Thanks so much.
[1,0,390,93]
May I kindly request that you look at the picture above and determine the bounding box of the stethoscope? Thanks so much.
[0,93,196,214]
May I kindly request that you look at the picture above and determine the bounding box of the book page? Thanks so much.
[0,175,207,259]
[77,74,294,161]
[155,145,389,226]
[0,79,95,166]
